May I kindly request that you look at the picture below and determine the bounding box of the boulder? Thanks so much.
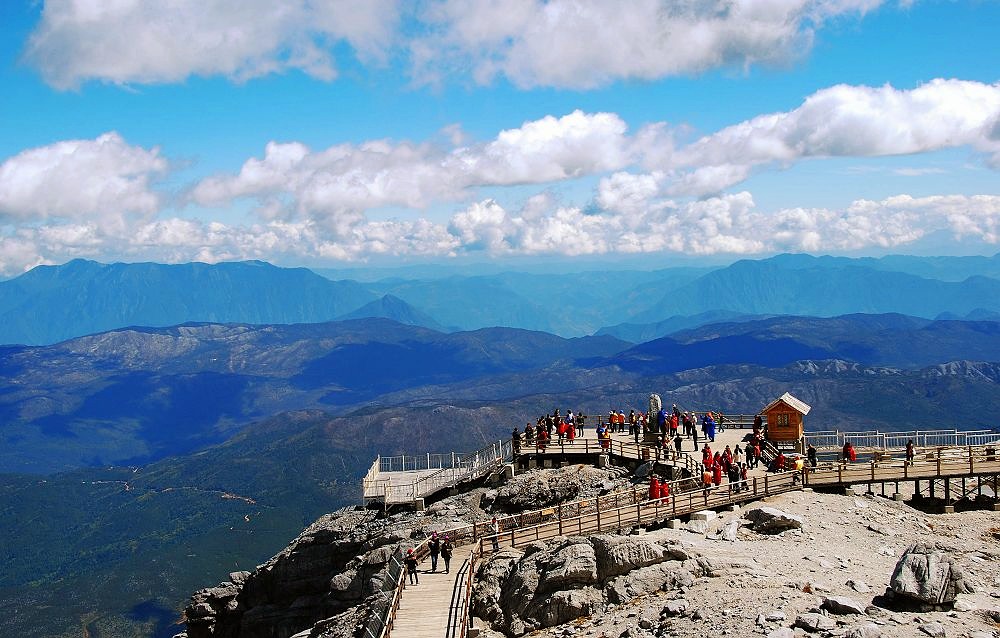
[918,621,946,637]
[889,542,974,606]
[661,599,689,617]
[687,519,710,534]
[794,612,836,632]
[534,587,603,628]
[538,542,598,592]
[604,563,693,604]
[847,579,871,593]
[634,462,654,478]
[591,535,675,579]
[743,507,803,534]
[845,623,882,638]
[720,520,739,542]
[822,595,867,615]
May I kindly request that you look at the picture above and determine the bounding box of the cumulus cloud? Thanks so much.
[412,0,893,88]
[667,78,1000,194]
[191,110,634,225]
[190,80,1000,218]
[25,0,894,89]
[24,0,399,89]
[4,191,1000,276]
[0,132,166,228]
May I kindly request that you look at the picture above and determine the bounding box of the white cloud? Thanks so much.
[24,0,399,89]
[413,0,894,89]
[25,0,895,90]
[189,80,1000,222]
[4,191,1000,276]
[667,78,1000,194]
[191,110,634,224]
[0,132,166,228]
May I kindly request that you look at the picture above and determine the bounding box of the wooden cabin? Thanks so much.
[762,392,811,452]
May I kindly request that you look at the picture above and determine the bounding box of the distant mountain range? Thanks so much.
[4,254,1000,345]
[6,312,1000,475]
[0,260,377,345]
[0,319,626,473]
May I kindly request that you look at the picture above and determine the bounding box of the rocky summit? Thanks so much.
[176,463,1000,638]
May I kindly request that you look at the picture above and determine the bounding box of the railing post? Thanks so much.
[764,474,769,495]
[558,505,563,535]
[596,496,602,531]
[969,445,974,473]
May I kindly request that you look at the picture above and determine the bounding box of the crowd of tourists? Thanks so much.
[513,405,738,453]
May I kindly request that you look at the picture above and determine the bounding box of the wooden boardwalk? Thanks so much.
[365,420,1000,638]
[389,545,472,637]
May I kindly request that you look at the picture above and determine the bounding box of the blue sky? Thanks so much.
[0,0,998,275]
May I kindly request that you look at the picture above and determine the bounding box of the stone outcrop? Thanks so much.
[821,595,867,615]
[183,508,424,638]
[472,533,701,636]
[481,464,632,513]
[889,542,974,608]
[743,506,803,534]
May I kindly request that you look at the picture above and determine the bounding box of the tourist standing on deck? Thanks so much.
[807,444,817,468]
[428,533,441,572]
[441,536,453,573]
[674,432,682,453]
[703,412,716,443]
[906,440,915,465]
[405,549,419,585]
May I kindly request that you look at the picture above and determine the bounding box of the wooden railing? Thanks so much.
[446,552,478,638]
[804,444,1000,487]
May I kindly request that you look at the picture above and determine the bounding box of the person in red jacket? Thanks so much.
[712,459,723,486]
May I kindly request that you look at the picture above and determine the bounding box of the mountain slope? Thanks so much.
[0,260,378,346]
[336,294,448,331]
[596,314,1000,374]
[0,319,628,473]
[633,259,1000,322]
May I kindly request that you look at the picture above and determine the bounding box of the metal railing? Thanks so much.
[364,439,513,504]
[804,429,1000,451]
[360,548,406,638]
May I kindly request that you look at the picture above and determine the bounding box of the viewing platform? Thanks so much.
[360,395,1000,638]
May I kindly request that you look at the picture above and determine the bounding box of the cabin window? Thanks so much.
[775,413,790,426]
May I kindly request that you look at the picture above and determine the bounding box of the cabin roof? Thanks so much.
[762,392,811,416]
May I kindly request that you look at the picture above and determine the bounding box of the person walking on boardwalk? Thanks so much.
[405,549,419,585]
[906,440,915,465]
[441,536,453,573]
[428,533,441,572]
[674,432,683,453]
[512,428,522,455]
[842,441,856,463]
[807,444,817,468]
[490,516,501,551]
